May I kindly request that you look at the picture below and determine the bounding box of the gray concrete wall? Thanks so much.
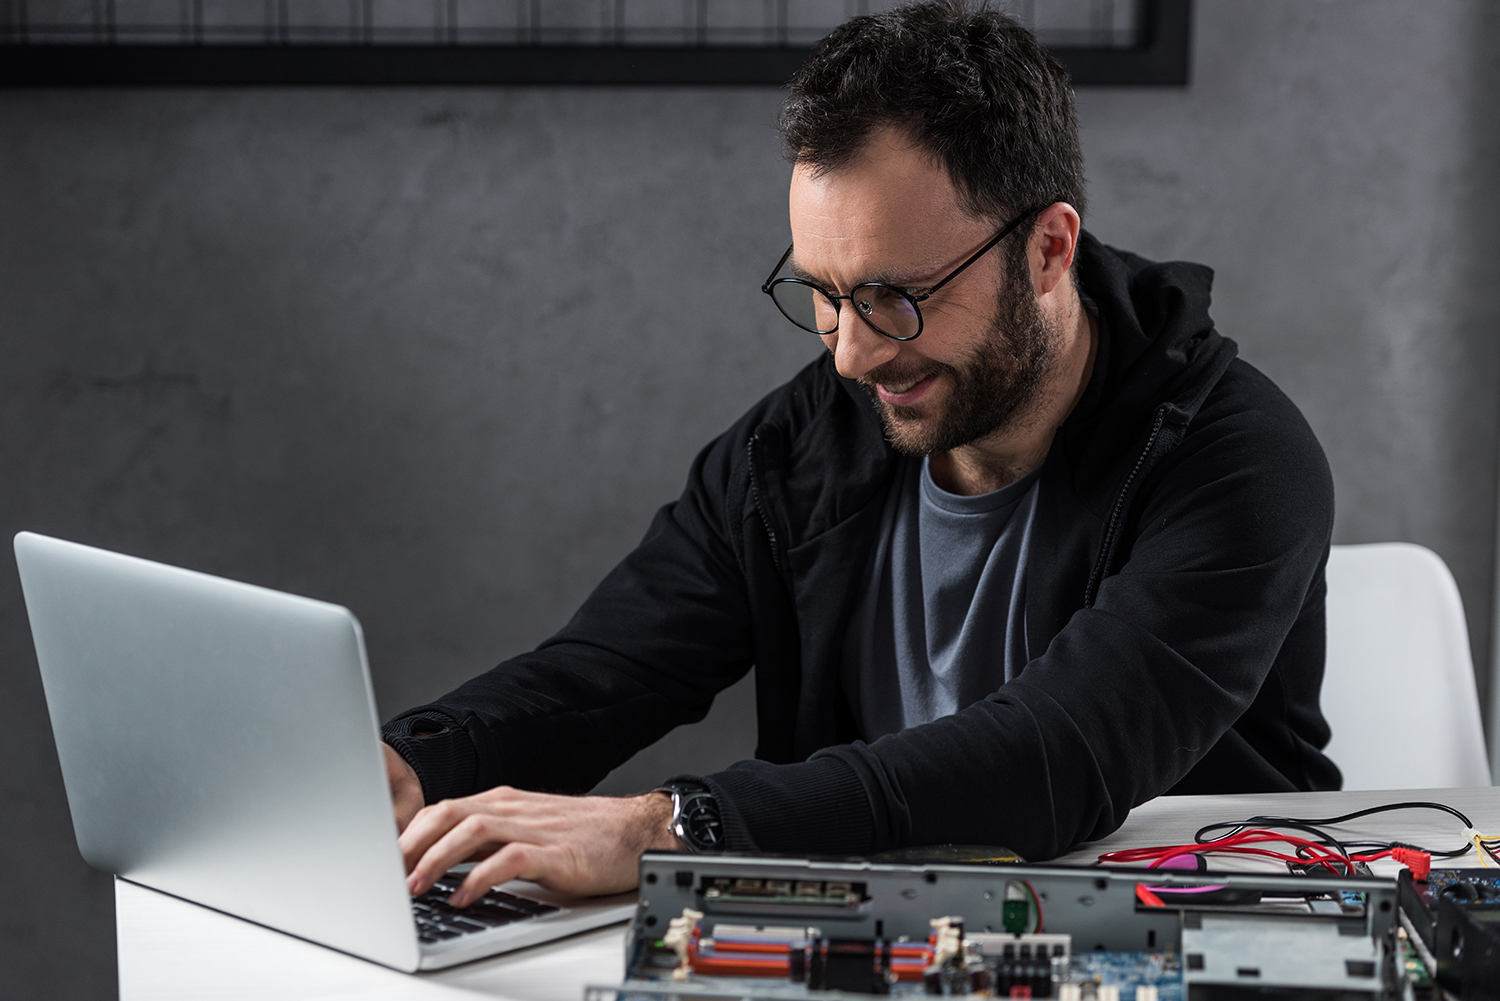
[2,2,1496,996]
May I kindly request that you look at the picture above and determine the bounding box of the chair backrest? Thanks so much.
[1322,543,1491,790]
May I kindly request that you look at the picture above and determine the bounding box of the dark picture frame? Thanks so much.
[0,0,1190,87]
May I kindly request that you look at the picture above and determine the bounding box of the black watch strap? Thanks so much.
[655,781,725,854]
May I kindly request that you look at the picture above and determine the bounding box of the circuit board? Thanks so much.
[1422,868,1500,892]
[601,949,1186,1001]
[1067,952,1183,1001]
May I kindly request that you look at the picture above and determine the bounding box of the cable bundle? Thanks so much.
[1097,801,1500,874]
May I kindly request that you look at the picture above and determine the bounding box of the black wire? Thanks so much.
[1198,800,1473,834]
[1194,801,1478,862]
[1202,820,1354,858]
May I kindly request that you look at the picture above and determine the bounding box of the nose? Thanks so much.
[821,307,899,381]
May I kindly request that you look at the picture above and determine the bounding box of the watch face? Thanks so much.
[680,793,724,851]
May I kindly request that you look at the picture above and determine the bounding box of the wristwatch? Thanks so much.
[656,781,725,853]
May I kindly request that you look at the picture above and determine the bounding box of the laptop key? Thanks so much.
[489,890,558,912]
[519,902,560,916]
[496,898,559,916]
[444,916,490,934]
[464,904,522,926]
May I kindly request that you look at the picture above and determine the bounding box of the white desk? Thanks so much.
[119,786,1500,1000]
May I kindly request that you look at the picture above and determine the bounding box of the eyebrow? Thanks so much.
[786,257,825,286]
[787,255,940,292]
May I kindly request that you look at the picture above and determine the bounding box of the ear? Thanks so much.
[1029,202,1082,298]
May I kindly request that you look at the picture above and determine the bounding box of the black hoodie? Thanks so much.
[384,232,1340,860]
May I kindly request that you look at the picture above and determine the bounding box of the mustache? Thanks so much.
[857,360,949,392]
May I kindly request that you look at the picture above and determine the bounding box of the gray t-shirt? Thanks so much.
[841,455,1042,740]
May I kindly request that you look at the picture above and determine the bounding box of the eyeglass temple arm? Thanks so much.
[761,245,795,292]
[918,203,1051,301]
[760,202,1049,298]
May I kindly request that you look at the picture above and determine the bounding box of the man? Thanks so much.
[382,0,1339,909]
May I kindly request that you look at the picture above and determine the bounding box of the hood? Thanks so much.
[1062,231,1238,493]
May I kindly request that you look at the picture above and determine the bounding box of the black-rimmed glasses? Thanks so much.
[760,203,1048,342]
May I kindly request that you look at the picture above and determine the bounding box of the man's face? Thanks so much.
[787,130,1057,456]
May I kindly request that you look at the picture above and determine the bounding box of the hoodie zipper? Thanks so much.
[747,433,787,580]
[1084,404,1169,608]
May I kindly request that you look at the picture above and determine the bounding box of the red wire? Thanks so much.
[1023,881,1045,932]
[1135,884,1166,907]
[1099,828,1384,875]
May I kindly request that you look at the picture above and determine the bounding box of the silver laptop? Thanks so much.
[14,531,637,972]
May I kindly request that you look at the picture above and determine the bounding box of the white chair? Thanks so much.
[1321,543,1491,789]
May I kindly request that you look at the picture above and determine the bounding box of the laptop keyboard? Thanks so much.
[412,874,562,944]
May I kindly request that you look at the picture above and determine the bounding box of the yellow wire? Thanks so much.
[1476,836,1493,868]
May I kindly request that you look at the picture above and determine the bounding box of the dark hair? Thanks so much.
[779,0,1086,225]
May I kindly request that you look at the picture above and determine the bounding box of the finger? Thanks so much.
[398,801,453,873]
[398,786,532,870]
[400,799,484,876]
[450,842,545,907]
[407,813,510,897]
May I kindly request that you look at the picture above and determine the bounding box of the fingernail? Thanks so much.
[449,892,467,908]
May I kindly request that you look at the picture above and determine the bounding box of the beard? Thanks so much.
[857,263,1059,457]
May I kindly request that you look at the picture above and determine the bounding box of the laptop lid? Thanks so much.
[14,532,421,971]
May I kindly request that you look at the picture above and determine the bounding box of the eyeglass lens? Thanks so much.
[770,281,921,339]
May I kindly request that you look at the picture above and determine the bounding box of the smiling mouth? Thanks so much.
[866,370,941,409]
[864,364,936,394]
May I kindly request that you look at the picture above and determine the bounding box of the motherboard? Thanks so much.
[589,853,1422,1001]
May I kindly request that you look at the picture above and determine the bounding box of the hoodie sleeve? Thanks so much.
[374,354,838,802]
[380,429,757,799]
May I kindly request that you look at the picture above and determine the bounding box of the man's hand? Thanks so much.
[383,743,425,833]
[399,786,682,905]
